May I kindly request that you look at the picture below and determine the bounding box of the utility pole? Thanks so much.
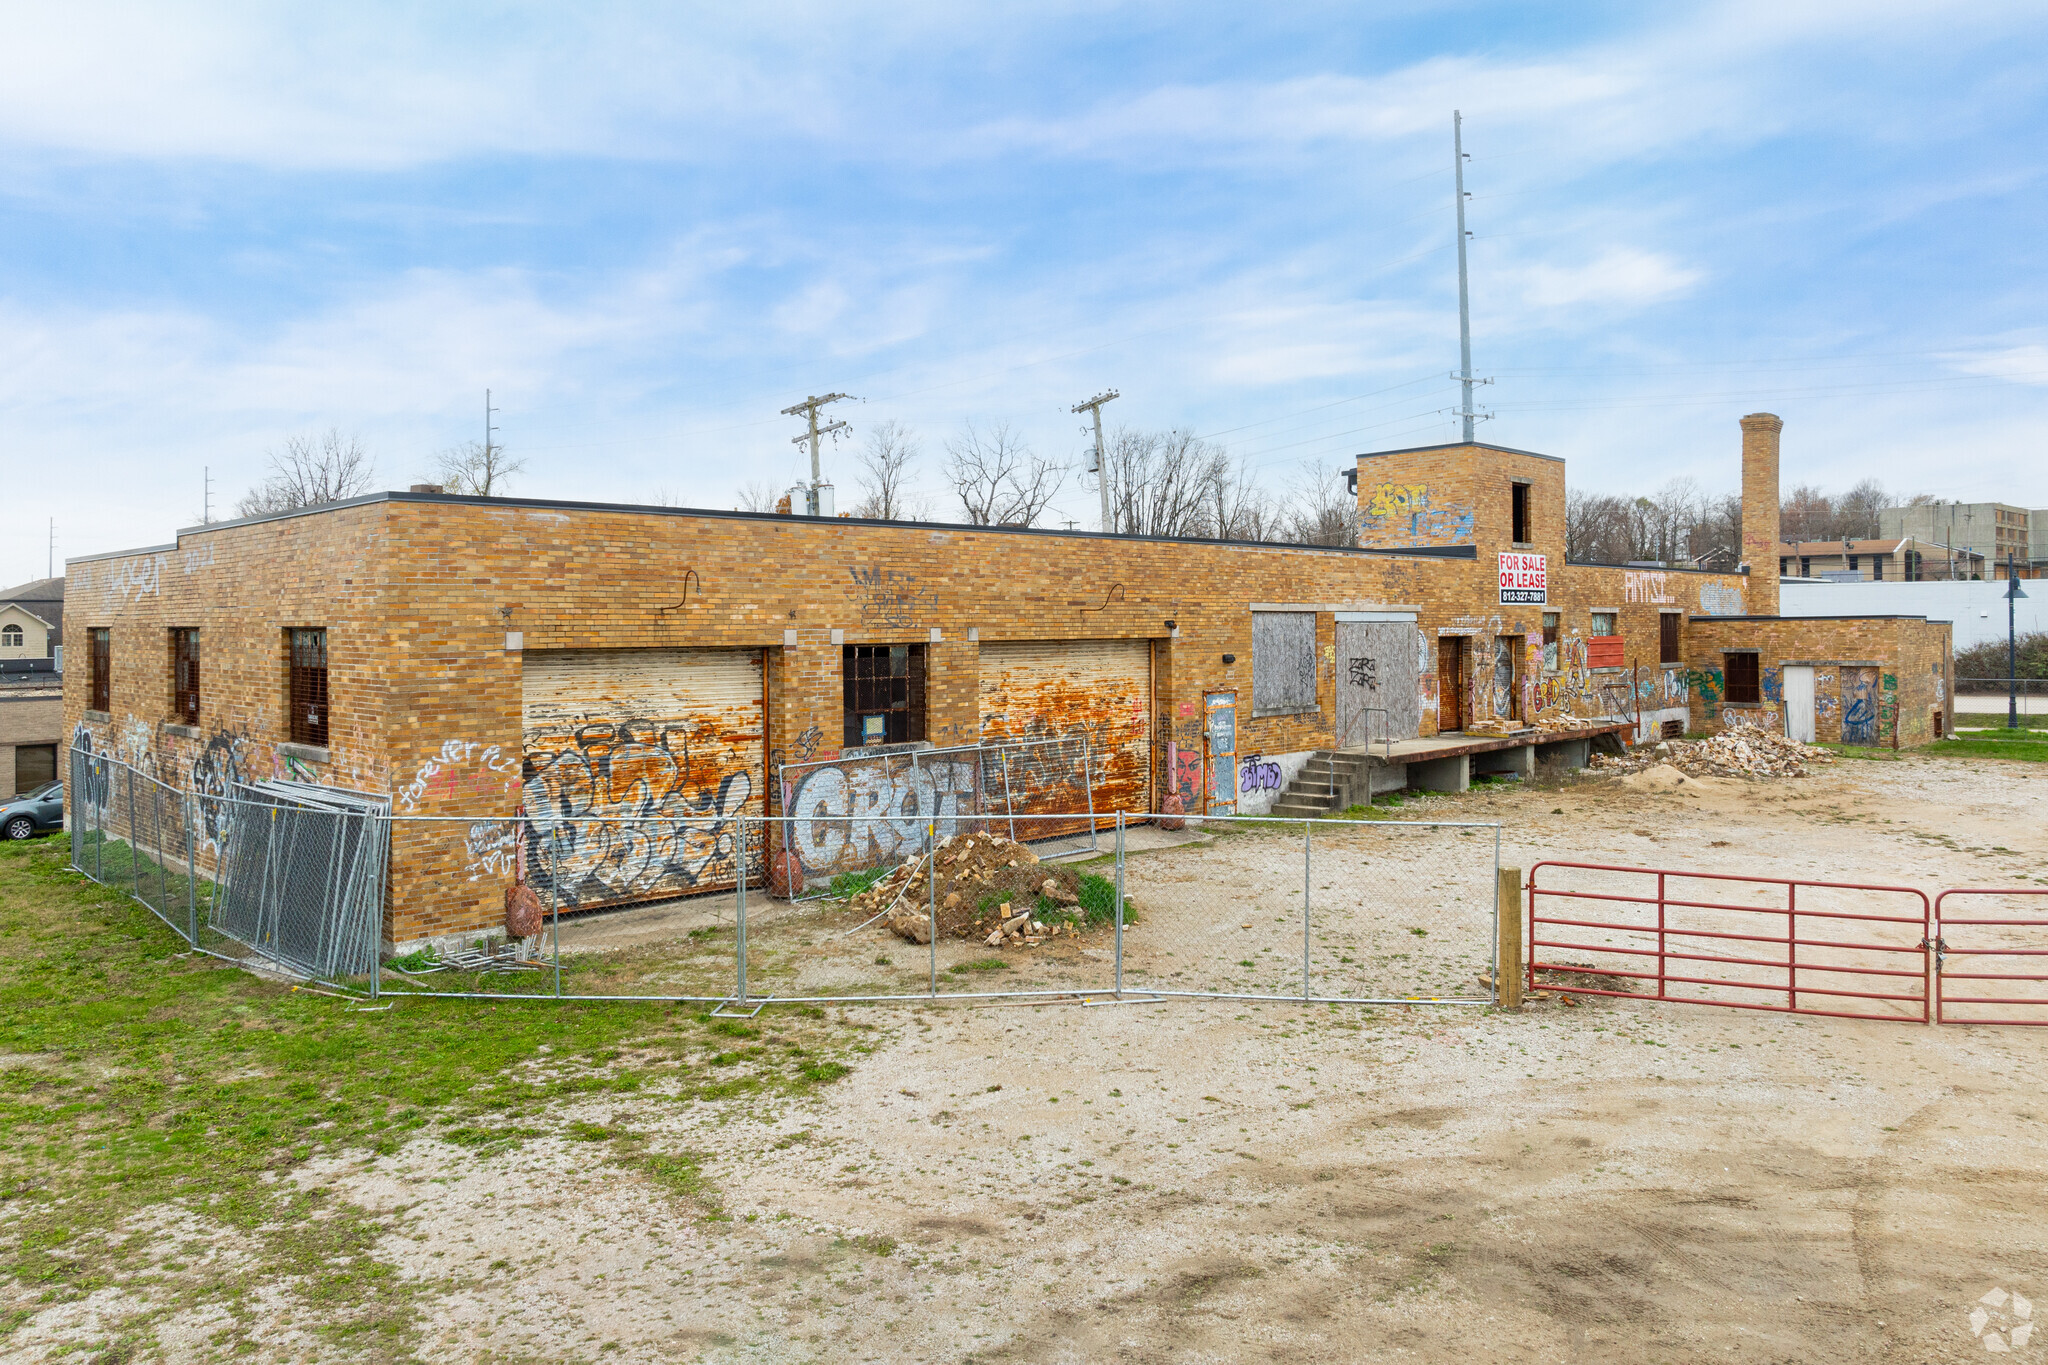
[1072,390,1118,532]
[203,467,213,524]
[781,393,852,516]
[48,519,54,579]
[1454,110,1477,443]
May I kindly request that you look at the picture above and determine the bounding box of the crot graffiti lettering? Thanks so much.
[785,758,979,874]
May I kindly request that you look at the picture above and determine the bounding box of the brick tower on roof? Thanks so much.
[1740,413,1783,617]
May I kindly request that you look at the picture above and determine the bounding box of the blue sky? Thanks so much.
[7,1,2047,581]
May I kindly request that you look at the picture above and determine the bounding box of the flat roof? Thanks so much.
[68,491,1480,565]
[1353,440,1564,465]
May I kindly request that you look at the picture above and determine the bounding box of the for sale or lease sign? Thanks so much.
[1499,551,1547,605]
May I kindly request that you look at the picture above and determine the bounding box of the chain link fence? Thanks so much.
[67,746,1502,1011]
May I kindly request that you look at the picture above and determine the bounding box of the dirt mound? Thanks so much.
[1591,722,1834,780]
[838,830,1122,947]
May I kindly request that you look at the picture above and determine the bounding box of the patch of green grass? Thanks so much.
[948,957,1011,975]
[1926,734,2048,763]
[828,865,893,900]
[0,837,864,1354]
[1075,872,1121,925]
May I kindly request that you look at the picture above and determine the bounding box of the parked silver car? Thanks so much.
[1,781,63,840]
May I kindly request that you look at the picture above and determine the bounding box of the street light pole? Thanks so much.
[2008,551,2027,730]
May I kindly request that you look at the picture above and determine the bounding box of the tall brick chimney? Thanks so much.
[1740,412,1782,617]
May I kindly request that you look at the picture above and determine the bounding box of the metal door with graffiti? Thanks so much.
[1336,616,1419,747]
[1841,668,1879,746]
[1205,692,1237,814]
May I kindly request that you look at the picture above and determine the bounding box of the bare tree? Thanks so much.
[423,439,526,496]
[1212,457,1285,542]
[732,480,783,513]
[851,420,927,520]
[236,430,376,516]
[1101,427,1226,537]
[1284,461,1358,546]
[1779,484,1834,543]
[943,421,1065,527]
[1565,489,1632,562]
[1833,478,1888,540]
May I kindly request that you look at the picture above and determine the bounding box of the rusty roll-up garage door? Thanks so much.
[978,639,1151,820]
[521,648,764,911]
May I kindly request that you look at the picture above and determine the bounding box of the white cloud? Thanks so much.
[1511,248,1703,311]
[1946,344,2048,386]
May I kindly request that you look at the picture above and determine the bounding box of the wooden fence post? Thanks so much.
[1498,866,1525,1010]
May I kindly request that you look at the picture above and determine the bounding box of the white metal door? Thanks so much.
[1783,665,1816,744]
[521,647,765,909]
[978,639,1151,816]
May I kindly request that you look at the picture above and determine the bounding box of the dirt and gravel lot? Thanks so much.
[6,751,2047,1363]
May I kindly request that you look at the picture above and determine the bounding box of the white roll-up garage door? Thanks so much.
[978,639,1151,819]
[521,647,764,911]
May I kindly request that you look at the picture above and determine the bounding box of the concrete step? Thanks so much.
[1269,799,1336,819]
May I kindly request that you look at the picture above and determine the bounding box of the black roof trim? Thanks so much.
[1567,559,1750,577]
[1353,440,1564,465]
[1685,614,1936,623]
[66,542,178,567]
[138,490,1482,560]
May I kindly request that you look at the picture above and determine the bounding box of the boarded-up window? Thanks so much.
[1251,612,1317,717]
[288,628,329,747]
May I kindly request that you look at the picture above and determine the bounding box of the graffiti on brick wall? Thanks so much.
[1624,571,1677,605]
[398,738,522,813]
[69,722,109,814]
[1238,753,1282,793]
[1698,583,1745,616]
[1881,671,1899,744]
[848,566,937,629]
[191,728,249,849]
[1357,483,1475,548]
[521,721,757,909]
[1684,667,1725,719]
[783,753,981,875]
[108,553,165,601]
[1762,668,1782,704]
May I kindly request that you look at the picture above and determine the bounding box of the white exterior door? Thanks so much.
[1782,665,1816,744]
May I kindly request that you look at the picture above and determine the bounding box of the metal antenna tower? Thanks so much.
[1072,390,1119,532]
[1452,111,1491,441]
[484,389,500,465]
[781,393,852,516]
[203,466,214,524]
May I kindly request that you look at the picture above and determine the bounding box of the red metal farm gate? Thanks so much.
[1527,862,1933,1023]
[1932,889,2048,1026]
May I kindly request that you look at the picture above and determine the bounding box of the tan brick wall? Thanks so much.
[1683,615,1951,746]
[60,488,1810,946]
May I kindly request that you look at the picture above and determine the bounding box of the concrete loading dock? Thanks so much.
[1269,723,1630,814]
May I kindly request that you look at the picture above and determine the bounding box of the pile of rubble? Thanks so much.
[838,830,1118,946]
[1590,724,1836,780]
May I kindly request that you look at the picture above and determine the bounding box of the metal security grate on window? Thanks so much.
[1659,612,1680,665]
[90,628,111,712]
[842,644,926,747]
[288,628,329,747]
[172,628,201,725]
[1723,652,1760,705]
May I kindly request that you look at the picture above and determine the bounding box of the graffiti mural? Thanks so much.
[1840,669,1879,745]
[1698,583,1745,616]
[1357,483,1475,549]
[522,717,762,911]
[399,738,522,813]
[1683,667,1726,719]
[108,553,165,601]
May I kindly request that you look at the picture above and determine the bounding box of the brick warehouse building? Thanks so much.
[64,413,1951,949]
